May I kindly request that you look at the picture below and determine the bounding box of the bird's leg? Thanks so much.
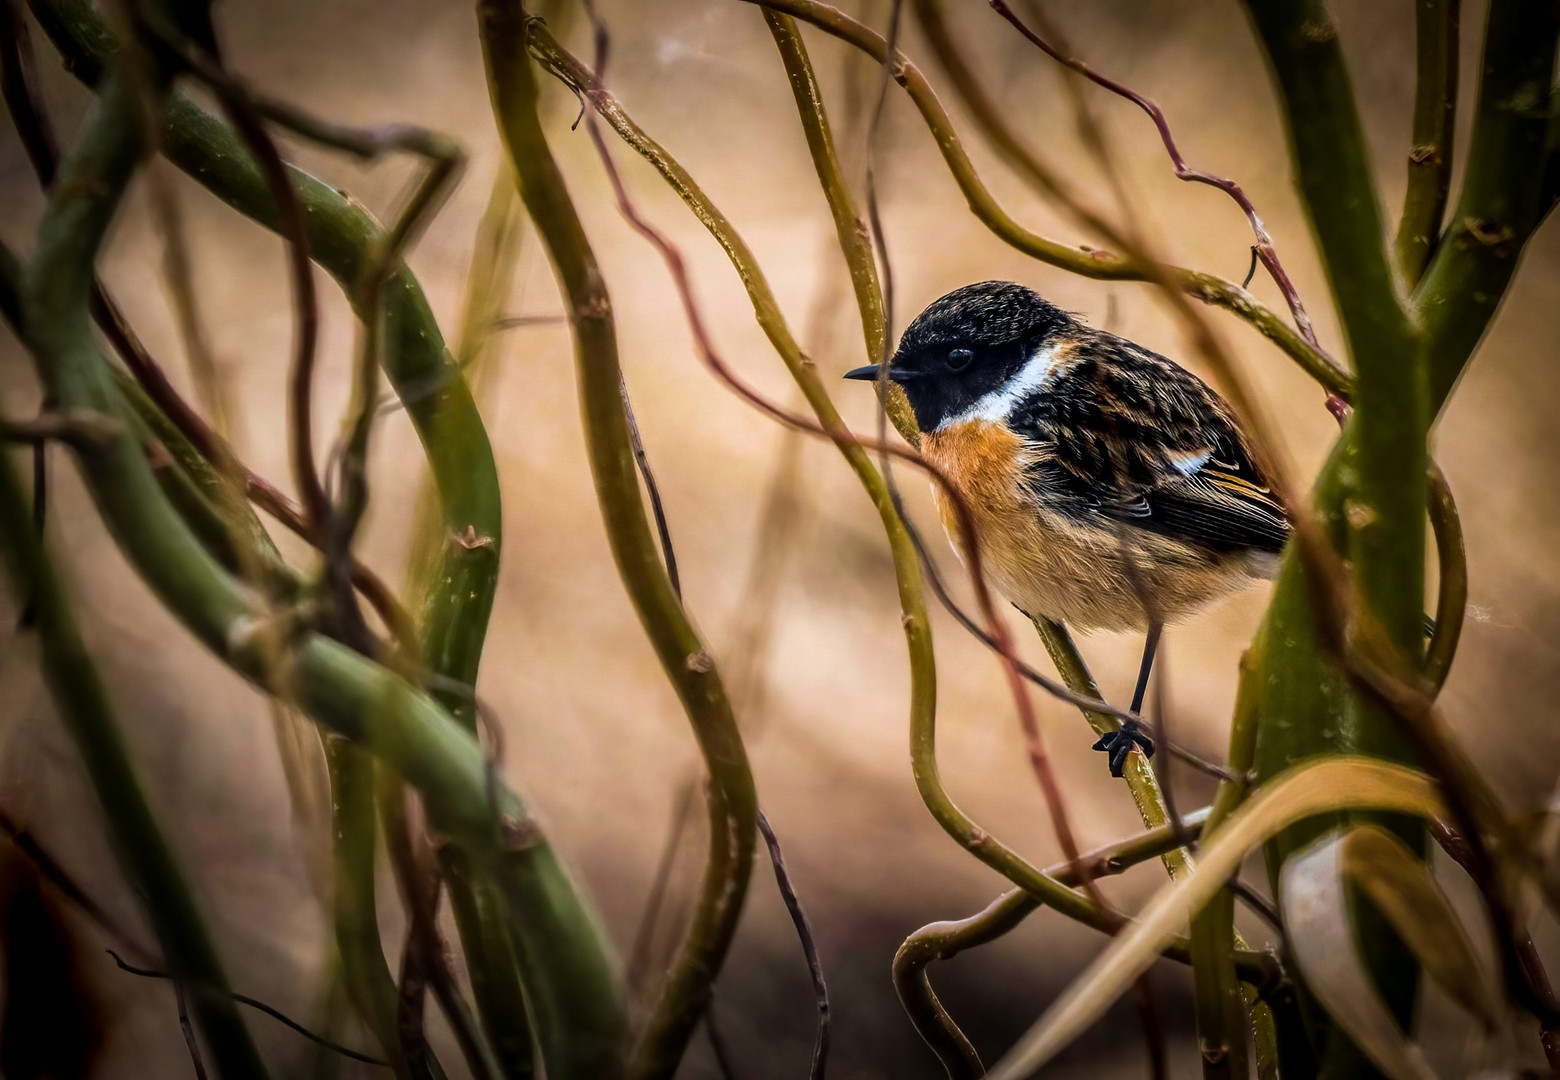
[1130,621,1163,714]
[1092,622,1161,777]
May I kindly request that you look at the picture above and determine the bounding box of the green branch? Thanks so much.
[0,455,269,1080]
[738,0,1349,397]
[1396,0,1460,284]
[524,15,1166,950]
[760,11,918,442]
[328,741,424,1079]
[18,19,618,1080]
[482,7,755,1078]
[9,15,270,1069]
[893,810,1212,1079]
[1415,0,1559,407]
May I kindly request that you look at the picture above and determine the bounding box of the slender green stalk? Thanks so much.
[1239,12,1438,1075]
[5,54,269,1079]
[1415,0,1559,408]
[405,168,537,1080]
[482,7,753,1077]
[442,846,534,1078]
[1243,0,1428,652]
[328,741,418,1079]
[1033,619,1191,879]
[735,0,1349,398]
[0,464,268,1080]
[524,19,1139,942]
[21,9,621,1075]
[1187,651,1271,1080]
[760,10,916,443]
[892,809,1212,1079]
[24,7,569,1071]
[1395,0,1459,284]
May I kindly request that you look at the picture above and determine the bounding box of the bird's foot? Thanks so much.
[1092,721,1154,778]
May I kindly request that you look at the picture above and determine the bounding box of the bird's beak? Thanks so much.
[843,364,881,381]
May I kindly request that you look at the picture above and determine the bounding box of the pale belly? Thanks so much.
[920,422,1262,631]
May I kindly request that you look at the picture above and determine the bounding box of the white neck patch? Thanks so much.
[935,340,1067,430]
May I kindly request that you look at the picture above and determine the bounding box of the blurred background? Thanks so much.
[2,0,1557,1075]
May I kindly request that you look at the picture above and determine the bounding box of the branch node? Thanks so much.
[452,524,496,550]
[576,293,612,320]
[1463,217,1516,251]
[500,811,544,853]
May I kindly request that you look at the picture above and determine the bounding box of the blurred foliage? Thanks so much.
[1,0,1557,1078]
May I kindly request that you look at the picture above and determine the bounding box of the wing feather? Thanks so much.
[1011,332,1289,554]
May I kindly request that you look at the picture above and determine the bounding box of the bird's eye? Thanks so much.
[947,348,974,372]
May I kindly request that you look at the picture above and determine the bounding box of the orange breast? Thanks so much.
[919,420,1039,557]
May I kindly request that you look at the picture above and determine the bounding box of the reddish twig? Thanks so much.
[571,6,1098,900]
[989,1,1314,346]
[987,0,1351,422]
[141,21,331,539]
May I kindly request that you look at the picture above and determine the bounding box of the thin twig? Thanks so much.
[144,20,330,538]
[108,951,392,1067]
[892,807,1216,1077]
[757,810,830,1080]
[866,0,1107,906]
[621,371,682,600]
[531,13,1163,940]
[173,978,212,1080]
[1227,879,1283,935]
[988,0,1321,352]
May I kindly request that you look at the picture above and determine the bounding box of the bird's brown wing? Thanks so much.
[1011,332,1290,554]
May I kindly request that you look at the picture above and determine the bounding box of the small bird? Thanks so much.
[845,281,1288,776]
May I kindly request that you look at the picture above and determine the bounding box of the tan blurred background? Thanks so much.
[2,0,1557,1076]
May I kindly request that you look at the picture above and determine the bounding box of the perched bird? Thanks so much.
[845,281,1288,776]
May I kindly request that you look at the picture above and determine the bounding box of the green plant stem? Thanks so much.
[0,453,269,1080]
[1190,651,1272,1080]
[760,9,917,443]
[1036,619,1253,1078]
[20,7,621,1073]
[482,7,753,1078]
[893,809,1212,1079]
[1396,0,1460,284]
[7,22,270,1072]
[1241,1,1432,1069]
[327,741,417,1078]
[1414,0,1559,408]
[737,0,1348,398]
[403,168,536,1080]
[25,4,558,1069]
[1032,619,1191,878]
[523,17,1149,946]
[1243,0,1428,652]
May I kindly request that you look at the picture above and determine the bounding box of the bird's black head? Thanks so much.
[844,281,1072,431]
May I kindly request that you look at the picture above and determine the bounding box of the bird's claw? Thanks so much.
[1092,721,1155,778]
